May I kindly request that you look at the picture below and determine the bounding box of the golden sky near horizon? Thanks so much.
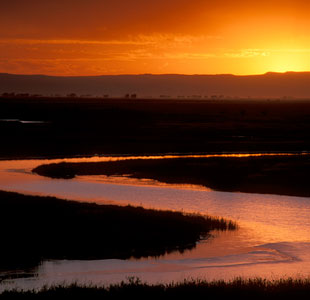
[1,0,310,76]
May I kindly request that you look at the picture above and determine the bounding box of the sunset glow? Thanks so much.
[1,0,310,75]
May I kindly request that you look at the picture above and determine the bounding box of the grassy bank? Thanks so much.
[1,278,310,299]
[0,191,236,270]
[33,155,310,197]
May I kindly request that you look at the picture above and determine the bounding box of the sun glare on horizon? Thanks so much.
[266,51,310,73]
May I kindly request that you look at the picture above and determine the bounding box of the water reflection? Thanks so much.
[2,241,310,291]
[0,119,47,124]
[0,155,310,290]
[0,156,309,244]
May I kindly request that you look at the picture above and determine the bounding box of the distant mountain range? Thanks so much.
[0,72,310,98]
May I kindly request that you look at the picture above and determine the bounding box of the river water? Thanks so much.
[0,154,309,290]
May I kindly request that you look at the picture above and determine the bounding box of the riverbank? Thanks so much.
[0,191,236,270]
[1,277,309,299]
[33,154,310,198]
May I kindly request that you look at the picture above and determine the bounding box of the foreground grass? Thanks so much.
[1,278,310,299]
[0,191,236,269]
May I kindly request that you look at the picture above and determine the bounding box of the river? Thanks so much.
[0,154,309,290]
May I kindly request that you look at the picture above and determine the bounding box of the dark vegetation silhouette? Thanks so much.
[1,97,310,159]
[33,155,310,197]
[1,277,310,299]
[0,191,236,271]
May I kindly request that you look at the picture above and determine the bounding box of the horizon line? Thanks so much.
[1,71,310,78]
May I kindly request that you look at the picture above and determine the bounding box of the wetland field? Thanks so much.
[0,97,310,297]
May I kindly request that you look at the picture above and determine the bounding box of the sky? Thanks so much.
[1,0,310,76]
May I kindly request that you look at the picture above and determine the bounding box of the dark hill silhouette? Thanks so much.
[0,72,310,98]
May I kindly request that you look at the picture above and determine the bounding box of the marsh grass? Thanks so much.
[1,277,310,299]
[0,191,236,269]
[33,155,310,198]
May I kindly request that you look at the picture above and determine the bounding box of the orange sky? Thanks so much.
[1,0,310,75]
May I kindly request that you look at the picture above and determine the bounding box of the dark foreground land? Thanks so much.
[1,278,310,299]
[0,191,236,271]
[1,97,310,159]
[34,154,310,197]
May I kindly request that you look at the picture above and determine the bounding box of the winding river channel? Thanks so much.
[0,153,310,291]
